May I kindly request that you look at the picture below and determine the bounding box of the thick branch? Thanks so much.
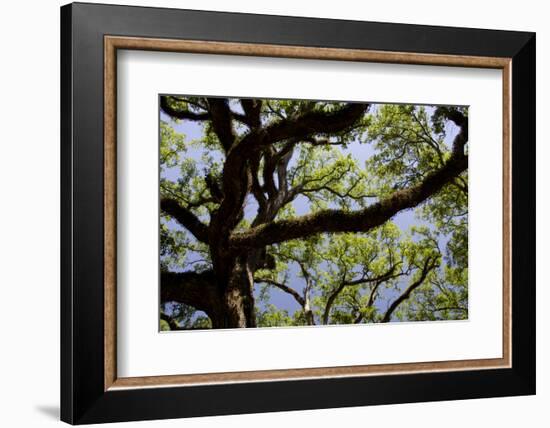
[262,146,278,197]
[160,96,210,121]
[160,270,220,316]
[206,98,236,150]
[160,197,209,243]
[250,152,268,210]
[231,109,467,248]
[230,149,467,248]
[240,99,262,128]
[262,103,370,144]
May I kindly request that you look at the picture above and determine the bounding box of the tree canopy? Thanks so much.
[159,96,468,330]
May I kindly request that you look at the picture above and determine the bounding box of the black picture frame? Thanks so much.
[61,2,535,424]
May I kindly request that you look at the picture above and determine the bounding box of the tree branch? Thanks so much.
[160,270,220,316]
[160,96,210,121]
[254,277,305,307]
[206,98,236,150]
[262,103,370,144]
[250,152,268,210]
[229,147,467,248]
[381,257,437,323]
[322,266,399,325]
[240,99,262,128]
[160,197,209,243]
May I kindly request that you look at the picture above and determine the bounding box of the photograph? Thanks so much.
[52,2,536,424]
[159,95,469,330]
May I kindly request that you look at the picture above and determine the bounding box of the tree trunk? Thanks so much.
[219,256,257,328]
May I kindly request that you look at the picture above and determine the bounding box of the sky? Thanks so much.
[159,102,462,322]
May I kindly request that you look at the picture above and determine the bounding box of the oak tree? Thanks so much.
[159,97,468,329]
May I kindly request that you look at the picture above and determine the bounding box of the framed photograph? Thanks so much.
[61,2,535,424]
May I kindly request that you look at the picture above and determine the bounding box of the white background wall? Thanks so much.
[0,0,546,426]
